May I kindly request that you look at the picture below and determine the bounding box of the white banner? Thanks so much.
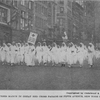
[28,32,38,45]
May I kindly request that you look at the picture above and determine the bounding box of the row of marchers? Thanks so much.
[0,42,99,67]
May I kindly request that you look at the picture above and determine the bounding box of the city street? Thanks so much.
[0,61,100,90]
[0,0,100,92]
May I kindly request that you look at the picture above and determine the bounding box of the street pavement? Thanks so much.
[0,62,100,90]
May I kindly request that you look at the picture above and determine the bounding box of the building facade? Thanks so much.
[0,0,96,43]
[10,0,56,42]
[0,0,12,44]
[95,1,100,42]
[55,0,73,41]
[0,0,56,43]
[84,0,95,42]
[55,0,95,41]
[72,0,95,41]
[72,0,84,40]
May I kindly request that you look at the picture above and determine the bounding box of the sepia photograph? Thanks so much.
[0,0,100,91]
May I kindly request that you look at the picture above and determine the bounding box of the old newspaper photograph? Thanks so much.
[0,0,100,100]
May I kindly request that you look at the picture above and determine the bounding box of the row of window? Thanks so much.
[48,14,52,26]
[20,17,33,30]
[21,0,33,9]
[35,2,47,17]
[35,16,47,29]
[0,0,33,10]
[75,0,84,8]
[57,18,65,26]
[20,10,33,30]
[0,7,7,24]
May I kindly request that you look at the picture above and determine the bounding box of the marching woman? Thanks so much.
[20,43,25,65]
[14,43,20,65]
[60,42,67,66]
[47,45,52,64]
[77,43,85,67]
[51,42,58,66]
[26,44,33,66]
[30,44,36,66]
[4,43,9,64]
[24,43,30,66]
[67,42,74,67]
[6,43,11,64]
[35,42,43,65]
[10,42,16,66]
[72,45,78,65]
[42,42,48,65]
[1,43,7,65]
[56,45,62,66]
[87,43,95,67]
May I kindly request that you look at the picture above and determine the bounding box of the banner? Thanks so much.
[28,32,38,45]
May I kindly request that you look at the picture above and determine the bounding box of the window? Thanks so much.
[59,18,63,26]
[20,11,28,30]
[35,16,41,28]
[68,18,72,30]
[5,0,12,5]
[28,16,33,30]
[35,3,38,12]
[29,1,32,9]
[20,18,24,30]
[44,7,47,16]
[57,18,64,26]
[67,0,72,8]
[13,0,18,7]
[21,11,25,18]
[0,7,7,24]
[60,7,64,13]
[35,16,38,28]
[0,0,6,3]
[59,0,64,5]
[67,9,72,17]
[21,0,25,6]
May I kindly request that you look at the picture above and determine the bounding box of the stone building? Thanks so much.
[0,0,56,43]
[0,0,12,44]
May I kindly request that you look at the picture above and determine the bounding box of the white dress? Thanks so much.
[31,46,36,66]
[36,46,43,64]
[51,47,58,64]
[1,47,6,62]
[42,46,48,64]
[10,45,16,64]
[5,46,10,63]
[87,46,94,66]
[24,46,31,66]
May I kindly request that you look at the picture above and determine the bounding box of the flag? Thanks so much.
[62,31,68,40]
[28,32,38,45]
[7,5,18,25]
[11,10,18,22]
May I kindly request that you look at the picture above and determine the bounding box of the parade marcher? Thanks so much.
[51,42,58,66]
[1,43,7,64]
[42,42,48,65]
[24,43,30,66]
[35,42,43,65]
[6,43,11,64]
[30,44,36,66]
[0,39,99,69]
[60,42,67,66]
[47,45,52,64]
[87,43,95,67]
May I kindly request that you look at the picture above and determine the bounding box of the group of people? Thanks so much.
[0,41,100,67]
